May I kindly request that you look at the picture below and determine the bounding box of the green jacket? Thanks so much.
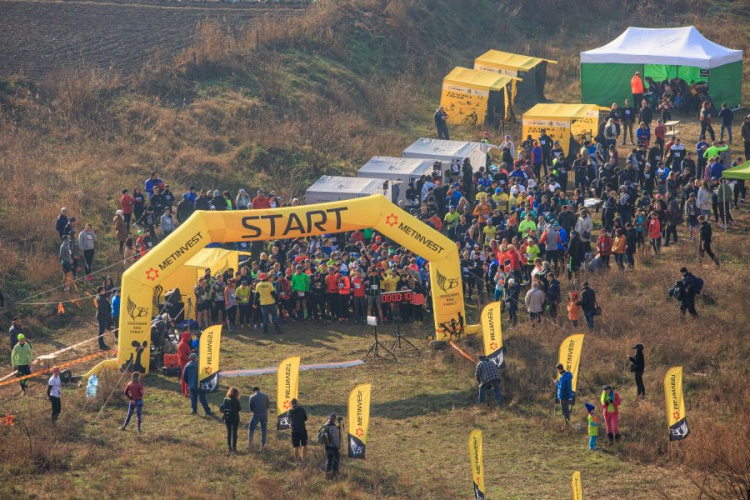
[290,272,310,293]
[588,413,599,437]
[717,184,733,203]
[12,342,33,367]
[703,145,729,159]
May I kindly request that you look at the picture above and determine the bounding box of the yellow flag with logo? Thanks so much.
[348,383,371,459]
[572,470,583,500]
[277,356,300,430]
[198,325,222,393]
[664,366,690,441]
[481,302,504,369]
[558,334,585,394]
[469,429,485,500]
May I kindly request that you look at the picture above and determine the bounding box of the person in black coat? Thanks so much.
[629,344,646,399]
[220,387,242,454]
[624,222,637,270]
[95,287,111,350]
[576,282,596,330]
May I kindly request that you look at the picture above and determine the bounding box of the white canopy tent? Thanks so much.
[357,156,436,203]
[580,26,743,106]
[305,176,392,204]
[402,138,488,171]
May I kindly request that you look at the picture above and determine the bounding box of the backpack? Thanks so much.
[316,424,331,445]
[220,398,236,421]
[692,276,704,294]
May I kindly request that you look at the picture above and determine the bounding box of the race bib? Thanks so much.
[297,292,305,297]
[371,285,379,290]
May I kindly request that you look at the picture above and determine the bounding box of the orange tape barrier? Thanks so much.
[0,350,114,388]
[449,340,478,364]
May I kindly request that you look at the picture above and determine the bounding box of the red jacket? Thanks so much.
[121,194,135,214]
[177,332,191,367]
[596,235,613,256]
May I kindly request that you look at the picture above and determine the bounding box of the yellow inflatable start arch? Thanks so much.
[90,195,478,375]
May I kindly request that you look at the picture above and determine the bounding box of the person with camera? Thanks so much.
[323,413,342,479]
[668,267,701,318]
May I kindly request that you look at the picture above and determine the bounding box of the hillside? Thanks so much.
[1,0,750,498]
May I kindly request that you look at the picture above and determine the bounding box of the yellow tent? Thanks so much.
[474,50,557,107]
[521,103,601,156]
[158,247,248,319]
[440,67,520,126]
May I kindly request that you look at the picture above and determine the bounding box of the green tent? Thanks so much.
[723,161,750,181]
[581,26,743,107]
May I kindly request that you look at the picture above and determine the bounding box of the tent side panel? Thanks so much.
[581,63,643,106]
[708,61,743,107]
[536,61,549,102]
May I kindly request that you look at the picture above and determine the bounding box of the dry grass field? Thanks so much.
[0,0,749,498]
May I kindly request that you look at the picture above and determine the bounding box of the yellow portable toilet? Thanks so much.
[521,103,601,156]
[474,50,557,108]
[440,67,519,127]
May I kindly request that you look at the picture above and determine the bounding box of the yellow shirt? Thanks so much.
[255,281,276,306]
[483,225,497,241]
[383,275,399,292]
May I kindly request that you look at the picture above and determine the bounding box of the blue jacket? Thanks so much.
[557,370,573,400]
[710,162,724,180]
[111,294,120,317]
[182,360,199,390]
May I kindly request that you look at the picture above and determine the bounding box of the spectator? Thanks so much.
[555,363,573,424]
[132,188,146,224]
[434,105,449,140]
[235,189,251,210]
[9,316,23,350]
[120,189,135,230]
[629,344,646,399]
[524,281,545,324]
[176,331,192,397]
[600,385,621,445]
[123,237,137,270]
[255,273,281,334]
[77,223,98,281]
[47,366,62,422]
[576,282,597,330]
[288,398,308,464]
[698,216,720,266]
[718,103,734,144]
[176,193,195,224]
[639,99,652,128]
[630,72,644,111]
[95,286,111,350]
[248,386,270,453]
[144,172,163,199]
[677,267,702,317]
[585,402,599,451]
[742,115,750,160]
[700,102,716,141]
[111,289,121,339]
[183,353,212,416]
[220,387,242,455]
[621,99,636,146]
[160,208,175,238]
[120,372,144,432]
[113,210,128,253]
[55,207,68,240]
[475,355,502,406]
[323,414,342,479]
[252,189,271,210]
[11,334,33,394]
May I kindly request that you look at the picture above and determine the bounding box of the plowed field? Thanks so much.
[0,0,298,79]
